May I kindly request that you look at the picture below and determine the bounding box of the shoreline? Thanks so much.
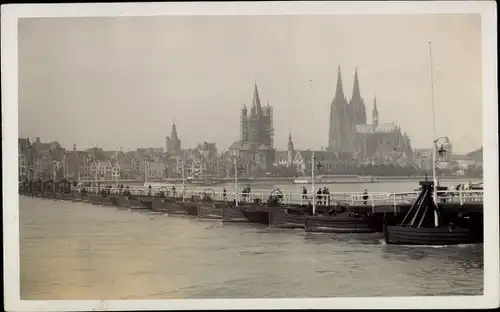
[79,175,481,186]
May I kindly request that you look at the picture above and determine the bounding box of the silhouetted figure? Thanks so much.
[302,186,308,200]
[223,188,227,201]
[172,186,176,197]
[317,189,323,205]
[148,184,152,196]
[323,187,329,205]
[363,189,369,205]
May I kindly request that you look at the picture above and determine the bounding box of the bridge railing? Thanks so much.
[72,186,483,207]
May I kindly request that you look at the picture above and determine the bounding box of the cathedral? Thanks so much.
[328,67,413,165]
[229,83,275,171]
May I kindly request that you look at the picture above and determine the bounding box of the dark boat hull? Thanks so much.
[304,213,378,233]
[54,193,75,200]
[222,205,248,223]
[383,225,479,245]
[113,196,148,209]
[270,208,305,229]
[138,197,154,209]
[101,196,114,207]
[169,201,198,216]
[90,195,103,205]
[151,198,176,212]
[197,202,226,219]
[242,210,271,226]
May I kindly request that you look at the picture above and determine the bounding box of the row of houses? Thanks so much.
[18,137,483,181]
[18,137,221,181]
[413,148,483,176]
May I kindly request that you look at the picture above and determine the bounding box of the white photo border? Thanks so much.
[2,1,498,311]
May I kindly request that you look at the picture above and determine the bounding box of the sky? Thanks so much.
[18,14,483,154]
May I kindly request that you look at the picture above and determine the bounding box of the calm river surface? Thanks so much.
[20,181,483,299]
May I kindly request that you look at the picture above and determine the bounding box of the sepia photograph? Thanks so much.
[2,1,498,311]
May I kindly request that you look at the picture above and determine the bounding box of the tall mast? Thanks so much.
[309,79,316,215]
[182,151,186,202]
[429,41,439,228]
[234,158,238,207]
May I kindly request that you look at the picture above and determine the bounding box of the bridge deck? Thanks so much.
[72,185,483,212]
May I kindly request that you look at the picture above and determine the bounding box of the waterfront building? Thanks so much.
[229,82,275,173]
[27,137,67,180]
[18,138,33,181]
[328,67,413,162]
[145,161,165,180]
[90,160,114,180]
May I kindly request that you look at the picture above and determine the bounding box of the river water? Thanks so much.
[19,181,483,300]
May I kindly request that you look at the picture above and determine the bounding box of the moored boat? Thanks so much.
[151,197,176,212]
[269,207,306,229]
[112,195,149,209]
[90,194,103,205]
[383,180,480,245]
[196,190,228,219]
[304,211,378,233]
[168,201,198,216]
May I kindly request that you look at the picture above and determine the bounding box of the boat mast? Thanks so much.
[182,151,186,202]
[234,157,238,207]
[309,79,316,215]
[429,41,439,227]
[182,116,187,202]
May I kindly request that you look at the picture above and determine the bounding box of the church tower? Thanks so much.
[372,97,379,129]
[329,66,349,152]
[349,68,367,125]
[241,104,249,142]
[287,131,294,167]
[166,121,181,155]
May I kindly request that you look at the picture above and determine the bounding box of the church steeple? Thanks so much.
[170,121,179,140]
[372,96,379,127]
[351,68,361,101]
[166,119,181,155]
[252,82,263,118]
[287,130,294,167]
[334,66,345,101]
[349,68,367,125]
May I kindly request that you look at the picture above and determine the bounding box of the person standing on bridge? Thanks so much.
[316,188,323,206]
[223,188,227,201]
[363,189,369,205]
[302,186,308,201]
[323,187,330,206]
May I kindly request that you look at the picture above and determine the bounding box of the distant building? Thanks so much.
[146,161,165,180]
[414,148,433,171]
[328,67,413,162]
[229,82,275,172]
[18,138,33,181]
[166,122,182,156]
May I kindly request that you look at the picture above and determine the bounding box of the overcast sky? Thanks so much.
[18,14,483,154]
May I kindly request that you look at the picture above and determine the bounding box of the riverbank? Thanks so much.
[82,175,480,186]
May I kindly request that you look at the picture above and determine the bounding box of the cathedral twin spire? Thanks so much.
[332,66,373,125]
